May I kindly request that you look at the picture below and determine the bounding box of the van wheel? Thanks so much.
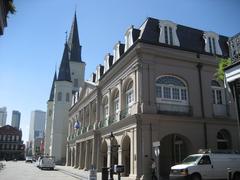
[191,174,201,180]
[234,173,240,180]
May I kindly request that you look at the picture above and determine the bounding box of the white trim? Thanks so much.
[203,31,222,55]
[158,20,180,47]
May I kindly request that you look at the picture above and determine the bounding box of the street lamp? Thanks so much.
[109,132,114,180]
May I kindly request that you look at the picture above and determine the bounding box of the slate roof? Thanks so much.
[0,125,22,135]
[139,17,229,57]
[57,43,71,82]
[48,72,57,101]
[68,13,82,62]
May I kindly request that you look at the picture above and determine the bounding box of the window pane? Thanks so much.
[216,90,222,104]
[156,86,162,98]
[208,37,212,53]
[169,27,173,45]
[156,76,185,87]
[212,38,216,54]
[114,99,119,113]
[212,90,216,104]
[163,87,171,99]
[172,88,180,100]
[181,89,187,100]
[164,26,168,44]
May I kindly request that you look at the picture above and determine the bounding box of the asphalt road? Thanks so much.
[0,161,79,180]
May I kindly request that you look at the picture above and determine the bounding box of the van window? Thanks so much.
[198,155,211,165]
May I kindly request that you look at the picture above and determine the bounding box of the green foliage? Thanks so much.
[215,58,232,82]
[7,0,16,14]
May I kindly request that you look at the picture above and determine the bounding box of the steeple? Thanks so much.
[68,12,82,62]
[57,43,71,82]
[48,72,57,101]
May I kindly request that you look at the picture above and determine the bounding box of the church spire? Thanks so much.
[57,43,71,82]
[48,72,57,101]
[68,12,82,62]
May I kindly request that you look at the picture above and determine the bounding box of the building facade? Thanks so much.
[0,107,7,127]
[29,110,46,155]
[0,125,25,160]
[66,18,239,179]
[44,13,85,164]
[11,110,20,129]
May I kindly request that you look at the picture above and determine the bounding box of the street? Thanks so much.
[0,161,84,180]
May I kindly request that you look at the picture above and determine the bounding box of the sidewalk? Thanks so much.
[55,165,136,180]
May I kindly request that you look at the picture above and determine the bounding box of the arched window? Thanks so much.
[217,129,231,150]
[113,90,119,114]
[125,81,134,107]
[211,80,224,105]
[155,76,188,105]
[57,92,62,101]
[66,93,70,102]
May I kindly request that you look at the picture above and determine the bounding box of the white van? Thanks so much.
[170,151,240,180]
[38,156,55,170]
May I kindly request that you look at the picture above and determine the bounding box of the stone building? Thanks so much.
[0,125,25,160]
[66,17,239,179]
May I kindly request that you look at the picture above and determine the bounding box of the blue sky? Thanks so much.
[0,0,239,142]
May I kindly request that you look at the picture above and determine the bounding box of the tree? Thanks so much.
[215,58,232,82]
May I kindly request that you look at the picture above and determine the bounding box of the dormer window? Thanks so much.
[159,20,180,47]
[203,32,222,55]
[125,27,133,51]
[104,54,113,73]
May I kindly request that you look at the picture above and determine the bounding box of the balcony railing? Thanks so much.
[120,107,131,120]
[156,103,192,116]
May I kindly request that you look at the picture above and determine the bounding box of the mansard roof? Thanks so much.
[0,125,22,135]
[48,72,57,101]
[68,13,82,62]
[57,43,71,82]
[139,17,229,57]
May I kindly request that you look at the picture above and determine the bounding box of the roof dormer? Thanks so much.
[124,26,140,51]
[113,41,125,63]
[159,20,180,47]
[95,64,104,82]
[103,53,113,73]
[203,31,222,55]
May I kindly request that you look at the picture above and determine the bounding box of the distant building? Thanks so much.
[0,107,7,127]
[29,110,46,155]
[0,125,25,160]
[0,0,15,35]
[11,110,20,129]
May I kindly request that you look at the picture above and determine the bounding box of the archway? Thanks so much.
[101,140,108,168]
[122,135,130,176]
[159,134,193,177]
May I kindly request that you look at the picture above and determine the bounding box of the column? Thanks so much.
[65,144,70,166]
[84,141,89,170]
[118,147,123,165]
[74,146,77,167]
[89,102,92,129]
[78,142,82,169]
[108,89,112,119]
[70,148,73,167]
[107,145,111,167]
[119,79,123,112]
[74,143,79,168]
[130,129,134,175]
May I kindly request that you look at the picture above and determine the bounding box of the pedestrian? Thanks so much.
[151,158,157,180]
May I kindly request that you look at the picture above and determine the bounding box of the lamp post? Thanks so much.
[153,141,161,180]
[109,132,114,180]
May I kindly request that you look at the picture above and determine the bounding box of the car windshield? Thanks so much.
[182,155,202,164]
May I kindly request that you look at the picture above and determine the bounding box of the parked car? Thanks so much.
[37,156,55,170]
[25,156,32,163]
[170,150,240,180]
